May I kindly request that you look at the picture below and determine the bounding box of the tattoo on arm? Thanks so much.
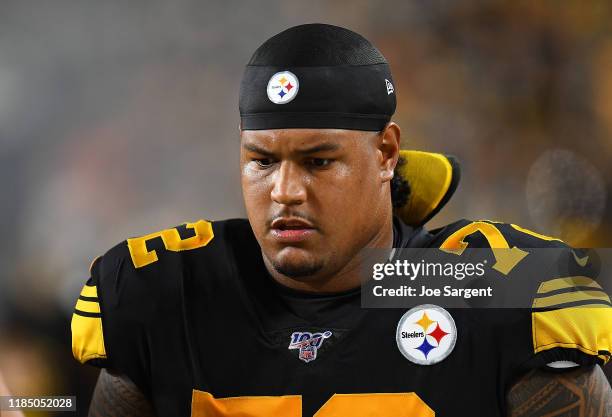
[507,365,612,417]
[89,369,156,417]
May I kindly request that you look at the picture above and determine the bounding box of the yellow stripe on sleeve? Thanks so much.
[532,290,611,309]
[80,285,98,298]
[75,299,101,314]
[537,276,602,294]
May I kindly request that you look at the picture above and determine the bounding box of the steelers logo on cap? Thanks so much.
[267,71,299,104]
[396,304,457,365]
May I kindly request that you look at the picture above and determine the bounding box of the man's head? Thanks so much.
[239,24,401,288]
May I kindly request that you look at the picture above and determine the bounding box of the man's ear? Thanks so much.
[378,122,401,183]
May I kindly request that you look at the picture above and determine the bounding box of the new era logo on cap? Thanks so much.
[385,79,394,95]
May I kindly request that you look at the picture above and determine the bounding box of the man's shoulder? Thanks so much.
[72,218,256,367]
[96,217,254,275]
[86,217,256,325]
[426,218,569,249]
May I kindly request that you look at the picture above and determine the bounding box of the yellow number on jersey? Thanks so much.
[127,219,214,268]
[191,391,434,417]
[439,221,529,275]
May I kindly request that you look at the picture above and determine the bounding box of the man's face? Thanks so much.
[240,128,397,283]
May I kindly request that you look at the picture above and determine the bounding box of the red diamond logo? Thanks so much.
[428,322,449,345]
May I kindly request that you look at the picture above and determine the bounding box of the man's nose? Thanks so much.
[271,161,307,205]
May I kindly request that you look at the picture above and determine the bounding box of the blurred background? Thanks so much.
[0,0,610,415]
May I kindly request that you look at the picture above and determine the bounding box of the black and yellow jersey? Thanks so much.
[71,217,612,417]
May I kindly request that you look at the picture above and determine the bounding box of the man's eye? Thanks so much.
[308,158,332,168]
[254,158,274,168]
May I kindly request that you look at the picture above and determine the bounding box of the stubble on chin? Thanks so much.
[270,257,324,279]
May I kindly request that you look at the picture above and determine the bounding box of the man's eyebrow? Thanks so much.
[242,142,341,155]
[296,142,341,154]
[242,143,274,156]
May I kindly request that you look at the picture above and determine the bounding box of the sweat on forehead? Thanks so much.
[239,23,396,132]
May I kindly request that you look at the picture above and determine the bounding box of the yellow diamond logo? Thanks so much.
[415,312,435,332]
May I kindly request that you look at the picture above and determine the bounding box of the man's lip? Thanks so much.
[270,217,315,230]
[269,217,317,243]
[269,228,316,242]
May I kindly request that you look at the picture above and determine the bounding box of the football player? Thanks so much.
[72,24,612,416]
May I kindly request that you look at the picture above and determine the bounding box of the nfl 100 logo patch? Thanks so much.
[288,331,332,363]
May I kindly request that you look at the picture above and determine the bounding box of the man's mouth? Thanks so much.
[270,217,316,242]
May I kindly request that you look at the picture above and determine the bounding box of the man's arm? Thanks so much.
[88,369,156,417]
[507,365,612,417]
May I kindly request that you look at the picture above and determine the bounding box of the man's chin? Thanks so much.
[270,258,324,279]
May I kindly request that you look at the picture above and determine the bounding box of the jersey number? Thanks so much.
[126,219,214,268]
[439,221,529,275]
[191,391,434,417]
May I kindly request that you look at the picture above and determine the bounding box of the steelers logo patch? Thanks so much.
[267,71,299,104]
[396,304,457,365]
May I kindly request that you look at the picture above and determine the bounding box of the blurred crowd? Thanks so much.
[0,1,610,415]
